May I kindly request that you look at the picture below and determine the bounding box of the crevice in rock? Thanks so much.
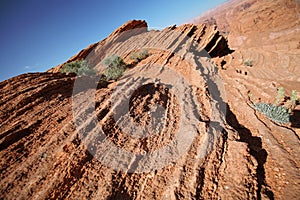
[203,29,234,58]
[195,167,205,199]
[0,120,42,151]
[187,25,198,38]
[226,105,274,200]
[109,172,132,200]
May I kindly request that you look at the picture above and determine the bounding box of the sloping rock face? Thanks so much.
[0,19,299,200]
[193,0,300,199]
[48,20,231,73]
[193,0,300,78]
[48,20,148,73]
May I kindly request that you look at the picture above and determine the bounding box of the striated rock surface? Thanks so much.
[108,19,148,36]
[193,0,300,76]
[48,20,232,73]
[1,5,299,199]
[193,0,300,199]
[48,20,148,73]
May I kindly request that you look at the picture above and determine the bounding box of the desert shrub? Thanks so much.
[104,66,125,80]
[287,90,299,112]
[252,103,290,124]
[130,49,150,62]
[244,59,253,67]
[291,90,299,104]
[102,55,126,80]
[102,55,126,68]
[274,87,285,105]
[60,60,95,76]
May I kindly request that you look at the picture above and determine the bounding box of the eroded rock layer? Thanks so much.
[1,17,299,200]
[193,0,300,199]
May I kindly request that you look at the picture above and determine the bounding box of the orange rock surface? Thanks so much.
[1,1,299,199]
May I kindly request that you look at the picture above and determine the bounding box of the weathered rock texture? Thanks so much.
[193,0,300,199]
[193,0,300,78]
[1,2,299,199]
[48,20,148,73]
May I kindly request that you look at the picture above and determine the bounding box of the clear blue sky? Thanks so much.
[0,0,227,81]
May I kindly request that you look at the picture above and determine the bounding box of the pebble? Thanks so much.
[274,167,279,172]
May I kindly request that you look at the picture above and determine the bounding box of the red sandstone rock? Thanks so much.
[1,1,299,199]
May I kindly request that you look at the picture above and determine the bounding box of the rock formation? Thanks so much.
[193,0,300,199]
[1,1,299,199]
[193,0,300,76]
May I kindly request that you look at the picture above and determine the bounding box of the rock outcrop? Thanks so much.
[48,20,149,73]
[193,0,300,199]
[48,20,232,73]
[108,20,148,37]
[193,0,300,76]
[1,4,299,199]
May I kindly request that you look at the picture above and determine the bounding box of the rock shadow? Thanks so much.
[226,105,274,200]
[290,110,300,128]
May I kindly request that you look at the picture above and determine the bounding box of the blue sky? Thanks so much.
[0,0,227,81]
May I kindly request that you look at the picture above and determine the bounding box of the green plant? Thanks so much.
[102,55,126,80]
[102,55,126,68]
[252,103,290,124]
[130,49,150,62]
[274,87,285,105]
[248,92,257,103]
[287,90,299,112]
[244,59,253,67]
[104,66,125,80]
[291,90,299,102]
[60,60,96,76]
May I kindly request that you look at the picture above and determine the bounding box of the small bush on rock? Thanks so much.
[244,59,253,67]
[287,90,299,112]
[252,103,290,124]
[104,66,125,80]
[274,87,285,105]
[60,60,95,76]
[102,55,126,68]
[102,55,126,80]
[130,49,150,62]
